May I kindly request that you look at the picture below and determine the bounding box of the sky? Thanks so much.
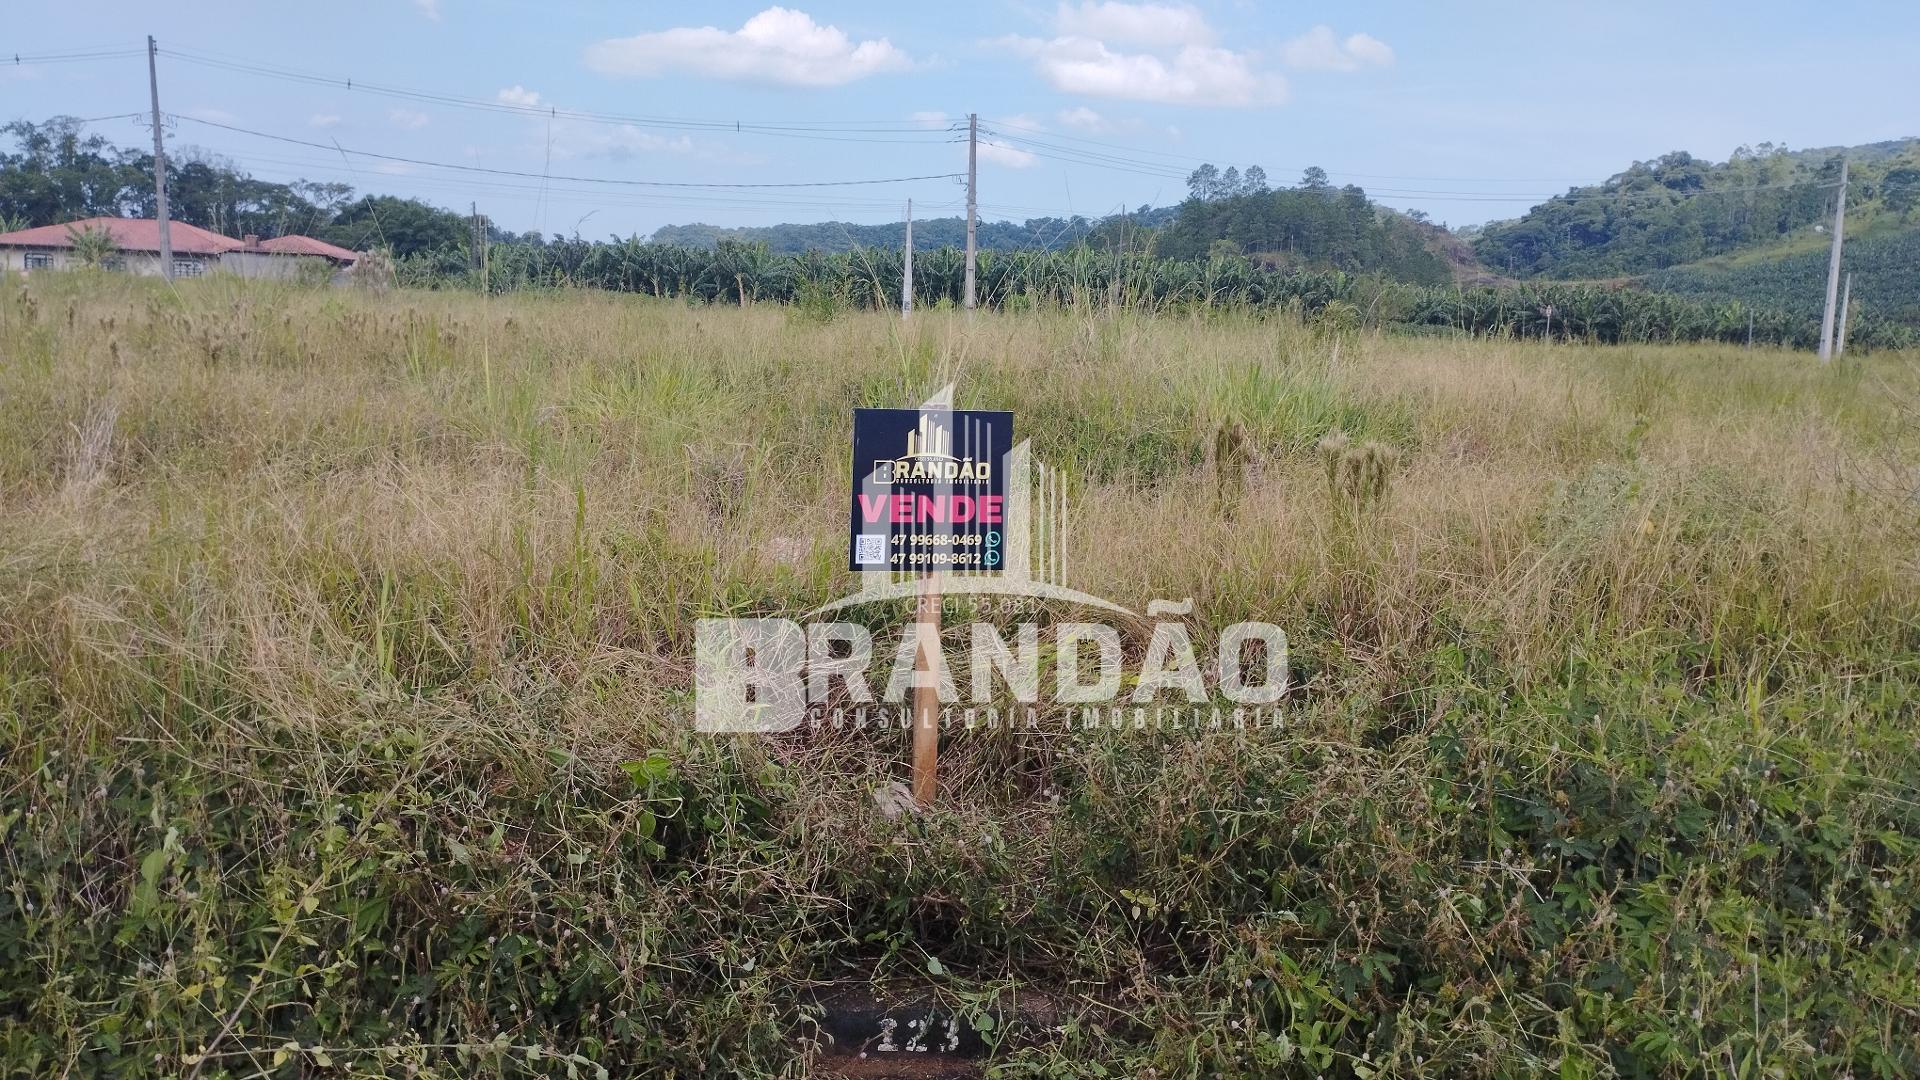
[4,1,1918,239]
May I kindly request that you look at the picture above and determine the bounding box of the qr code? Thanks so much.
[854,534,888,566]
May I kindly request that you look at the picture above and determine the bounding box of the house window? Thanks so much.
[173,258,205,278]
[23,251,53,270]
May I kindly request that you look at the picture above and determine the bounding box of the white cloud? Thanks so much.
[388,108,431,130]
[1055,2,1212,46]
[1000,35,1283,107]
[997,4,1282,108]
[585,7,911,87]
[999,113,1046,133]
[187,107,237,124]
[1051,106,1178,140]
[496,85,542,108]
[908,110,950,130]
[978,139,1037,168]
[1280,26,1395,72]
[412,0,441,21]
[1344,33,1394,67]
[1057,106,1106,130]
[488,86,703,161]
[308,113,342,129]
[554,123,695,161]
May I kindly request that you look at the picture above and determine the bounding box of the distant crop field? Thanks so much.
[1644,224,1920,330]
[3,273,1918,1078]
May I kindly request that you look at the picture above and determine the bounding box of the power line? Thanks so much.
[220,153,965,217]
[174,141,971,224]
[159,39,1822,208]
[156,45,959,145]
[1,40,1852,205]
[160,42,922,128]
[5,46,146,64]
[66,112,148,125]
[10,38,1849,240]
[171,114,964,190]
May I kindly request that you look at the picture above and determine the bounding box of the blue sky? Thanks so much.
[5,1,1917,237]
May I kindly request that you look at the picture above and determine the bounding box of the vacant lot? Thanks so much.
[2,273,1917,1077]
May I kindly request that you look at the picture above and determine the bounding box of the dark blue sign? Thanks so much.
[849,407,1012,572]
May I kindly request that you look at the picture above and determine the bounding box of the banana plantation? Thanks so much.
[400,238,1915,350]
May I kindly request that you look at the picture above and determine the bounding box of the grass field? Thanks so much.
[3,272,1918,1078]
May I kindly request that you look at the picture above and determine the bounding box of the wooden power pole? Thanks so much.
[1818,159,1848,361]
[963,114,977,312]
[147,36,173,282]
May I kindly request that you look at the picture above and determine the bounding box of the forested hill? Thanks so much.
[1471,139,1920,279]
[656,166,1456,286]
[650,207,1180,254]
[1154,166,1453,284]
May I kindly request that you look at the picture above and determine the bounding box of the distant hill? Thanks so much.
[652,172,1459,286]
[650,207,1180,254]
[1467,138,1920,330]
[1472,139,1920,279]
[1149,173,1455,285]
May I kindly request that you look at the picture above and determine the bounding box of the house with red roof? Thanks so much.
[0,217,361,281]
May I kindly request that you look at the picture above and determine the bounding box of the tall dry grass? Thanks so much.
[2,272,1917,1077]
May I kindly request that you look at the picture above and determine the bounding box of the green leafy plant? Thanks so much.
[64,222,118,268]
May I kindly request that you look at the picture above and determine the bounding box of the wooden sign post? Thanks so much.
[912,572,941,807]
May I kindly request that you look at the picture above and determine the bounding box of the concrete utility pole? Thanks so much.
[470,203,492,291]
[963,113,978,312]
[1836,272,1853,358]
[147,36,173,282]
[902,199,913,318]
[1818,159,1848,361]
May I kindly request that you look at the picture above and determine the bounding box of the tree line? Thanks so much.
[650,208,1182,254]
[5,116,1912,348]
[2,119,1450,285]
[0,118,504,256]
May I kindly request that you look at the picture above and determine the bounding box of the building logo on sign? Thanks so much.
[871,415,995,485]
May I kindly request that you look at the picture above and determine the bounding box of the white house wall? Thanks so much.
[3,247,337,281]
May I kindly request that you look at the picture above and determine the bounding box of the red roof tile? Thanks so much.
[0,217,243,256]
[257,234,359,263]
